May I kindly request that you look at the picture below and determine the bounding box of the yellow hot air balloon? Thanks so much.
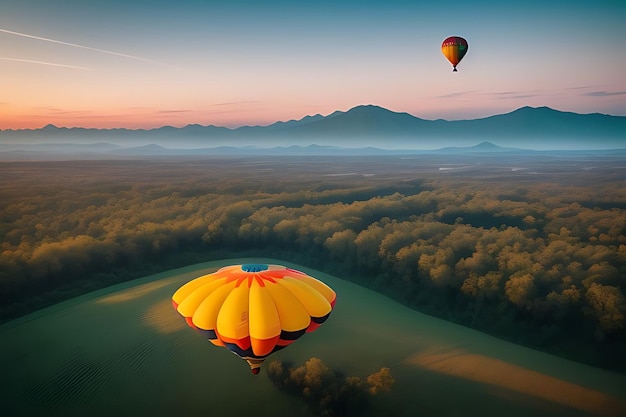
[441,36,468,72]
[172,263,336,374]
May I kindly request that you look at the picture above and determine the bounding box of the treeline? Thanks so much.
[0,158,625,371]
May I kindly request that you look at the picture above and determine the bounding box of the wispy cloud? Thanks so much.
[566,85,595,91]
[435,91,475,98]
[156,109,194,114]
[437,90,541,100]
[0,57,91,70]
[210,101,258,107]
[40,108,92,115]
[486,91,540,98]
[0,28,157,64]
[495,94,537,100]
[583,91,626,97]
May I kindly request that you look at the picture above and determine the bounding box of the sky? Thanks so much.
[1,0,625,129]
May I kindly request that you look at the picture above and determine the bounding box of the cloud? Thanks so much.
[487,91,540,98]
[435,91,541,100]
[435,91,475,98]
[583,91,626,97]
[156,109,194,114]
[45,109,93,116]
[210,101,258,107]
[0,57,91,70]
[0,27,157,64]
[496,94,537,100]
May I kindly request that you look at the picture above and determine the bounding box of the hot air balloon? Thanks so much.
[172,263,336,374]
[441,36,468,72]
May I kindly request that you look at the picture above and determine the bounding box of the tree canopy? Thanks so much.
[1,156,624,371]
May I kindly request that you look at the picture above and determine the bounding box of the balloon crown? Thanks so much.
[241,264,269,272]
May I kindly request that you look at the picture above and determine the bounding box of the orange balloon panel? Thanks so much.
[172,263,336,373]
[441,36,468,71]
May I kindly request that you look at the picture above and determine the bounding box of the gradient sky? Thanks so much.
[1,0,625,129]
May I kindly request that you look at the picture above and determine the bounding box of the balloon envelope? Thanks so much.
[172,264,336,373]
[441,36,468,71]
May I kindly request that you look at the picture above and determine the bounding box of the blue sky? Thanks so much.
[1,0,625,128]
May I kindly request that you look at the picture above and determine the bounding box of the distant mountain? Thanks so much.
[437,141,522,153]
[268,105,433,139]
[448,106,625,143]
[1,105,625,150]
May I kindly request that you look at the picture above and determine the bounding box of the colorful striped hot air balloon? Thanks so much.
[172,264,336,374]
[441,36,468,72]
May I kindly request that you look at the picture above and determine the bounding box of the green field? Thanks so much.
[1,259,624,417]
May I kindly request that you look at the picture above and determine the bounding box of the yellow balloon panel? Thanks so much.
[248,283,281,340]
[172,273,221,304]
[191,281,237,330]
[441,45,461,65]
[264,280,311,332]
[216,284,251,341]
[286,272,336,306]
[175,278,228,318]
[277,277,332,319]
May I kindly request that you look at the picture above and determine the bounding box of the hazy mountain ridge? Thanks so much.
[1,105,625,151]
[3,140,625,160]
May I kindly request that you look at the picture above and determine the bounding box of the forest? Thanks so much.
[0,154,625,372]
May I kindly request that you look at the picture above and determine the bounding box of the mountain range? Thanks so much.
[1,105,625,152]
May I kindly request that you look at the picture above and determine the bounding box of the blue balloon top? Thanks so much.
[241,264,269,273]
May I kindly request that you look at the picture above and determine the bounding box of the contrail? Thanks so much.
[0,57,91,70]
[0,28,157,64]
